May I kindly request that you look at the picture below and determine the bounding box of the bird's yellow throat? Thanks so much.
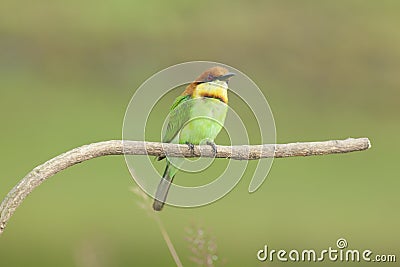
[192,80,228,104]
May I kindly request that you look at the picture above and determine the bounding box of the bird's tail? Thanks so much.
[153,163,175,211]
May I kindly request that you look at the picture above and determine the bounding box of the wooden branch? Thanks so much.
[0,138,371,235]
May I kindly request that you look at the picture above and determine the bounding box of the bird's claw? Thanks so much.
[186,142,195,155]
[206,140,217,156]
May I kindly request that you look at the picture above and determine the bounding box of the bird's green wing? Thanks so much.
[162,94,191,143]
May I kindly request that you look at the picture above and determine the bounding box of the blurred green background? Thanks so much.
[1,1,399,266]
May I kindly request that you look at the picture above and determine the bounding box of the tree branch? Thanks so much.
[0,138,371,235]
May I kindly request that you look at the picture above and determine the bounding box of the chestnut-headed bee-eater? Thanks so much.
[153,66,235,211]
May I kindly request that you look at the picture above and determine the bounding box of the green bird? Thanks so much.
[153,66,235,211]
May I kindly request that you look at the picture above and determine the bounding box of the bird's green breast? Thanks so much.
[178,97,228,145]
[164,80,229,145]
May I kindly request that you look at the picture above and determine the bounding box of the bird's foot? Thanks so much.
[206,140,217,156]
[185,142,195,155]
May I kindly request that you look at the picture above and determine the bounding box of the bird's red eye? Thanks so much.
[207,73,214,81]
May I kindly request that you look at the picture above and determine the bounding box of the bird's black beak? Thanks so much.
[218,72,235,81]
